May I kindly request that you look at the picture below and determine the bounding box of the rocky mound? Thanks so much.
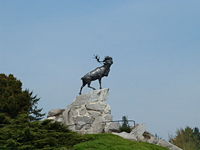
[47,88,120,134]
[47,88,182,150]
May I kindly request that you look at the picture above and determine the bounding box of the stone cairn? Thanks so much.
[47,88,120,134]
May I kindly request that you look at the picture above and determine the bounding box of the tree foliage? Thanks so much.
[0,74,44,120]
[0,74,91,149]
[0,115,90,150]
[169,126,200,150]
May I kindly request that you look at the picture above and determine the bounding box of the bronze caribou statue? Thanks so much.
[79,55,113,95]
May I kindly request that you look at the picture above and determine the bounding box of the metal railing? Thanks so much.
[67,119,136,127]
[103,120,136,127]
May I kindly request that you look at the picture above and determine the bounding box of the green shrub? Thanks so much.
[0,117,91,149]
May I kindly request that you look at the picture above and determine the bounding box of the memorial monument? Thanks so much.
[47,55,182,150]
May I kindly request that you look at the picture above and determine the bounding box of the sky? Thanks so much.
[0,0,200,139]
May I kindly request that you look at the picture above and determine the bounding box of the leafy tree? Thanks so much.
[170,126,200,150]
[0,74,44,121]
[119,116,131,133]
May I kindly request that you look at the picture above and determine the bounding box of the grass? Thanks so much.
[73,134,169,150]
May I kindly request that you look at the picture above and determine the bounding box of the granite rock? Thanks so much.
[113,124,182,150]
[47,88,120,134]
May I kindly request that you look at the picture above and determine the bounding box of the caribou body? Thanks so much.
[79,56,113,95]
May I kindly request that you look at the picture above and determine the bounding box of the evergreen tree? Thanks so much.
[0,74,91,149]
[0,74,44,121]
[119,116,131,133]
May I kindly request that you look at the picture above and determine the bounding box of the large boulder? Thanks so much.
[47,88,120,134]
[47,109,65,117]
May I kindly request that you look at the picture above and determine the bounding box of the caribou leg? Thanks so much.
[88,82,96,90]
[99,78,102,89]
[79,81,86,95]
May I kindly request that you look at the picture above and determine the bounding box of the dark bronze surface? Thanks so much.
[79,55,113,95]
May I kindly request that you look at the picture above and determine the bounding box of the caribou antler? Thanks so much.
[94,55,103,63]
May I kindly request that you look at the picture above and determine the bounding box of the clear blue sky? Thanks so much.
[1,0,200,139]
